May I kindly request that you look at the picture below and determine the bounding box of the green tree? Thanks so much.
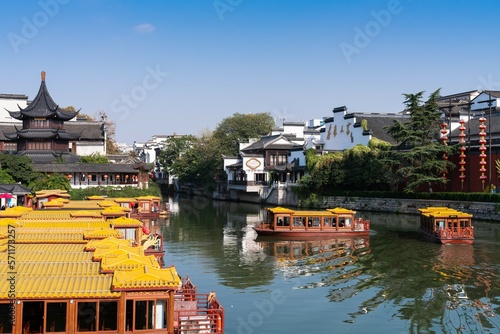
[157,135,196,175]
[384,89,455,192]
[170,132,220,187]
[29,173,71,191]
[342,145,393,191]
[212,112,275,156]
[162,113,275,187]
[0,169,16,184]
[0,153,37,185]
[80,152,109,163]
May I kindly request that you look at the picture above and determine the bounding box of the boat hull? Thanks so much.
[253,227,370,238]
[419,229,474,245]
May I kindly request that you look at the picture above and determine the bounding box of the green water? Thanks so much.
[162,196,500,334]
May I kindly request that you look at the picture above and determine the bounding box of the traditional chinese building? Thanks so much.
[0,72,152,189]
[3,71,81,163]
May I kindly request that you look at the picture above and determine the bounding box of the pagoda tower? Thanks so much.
[3,71,81,162]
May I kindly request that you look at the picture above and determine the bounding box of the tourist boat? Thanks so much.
[418,207,474,244]
[253,207,370,238]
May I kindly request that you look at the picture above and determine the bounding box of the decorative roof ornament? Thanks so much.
[6,71,79,121]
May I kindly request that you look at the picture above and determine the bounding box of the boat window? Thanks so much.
[345,218,351,227]
[99,301,118,331]
[338,217,346,227]
[46,302,67,332]
[0,303,13,333]
[438,221,445,229]
[460,220,469,228]
[22,301,44,333]
[126,300,133,331]
[116,227,136,242]
[293,217,305,227]
[283,217,290,226]
[312,217,320,227]
[277,218,284,226]
[324,217,331,227]
[135,300,154,330]
[77,302,97,331]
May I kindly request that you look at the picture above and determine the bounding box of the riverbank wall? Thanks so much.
[262,187,500,221]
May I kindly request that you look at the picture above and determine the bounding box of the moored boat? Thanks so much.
[253,207,370,238]
[418,207,474,244]
[0,205,224,333]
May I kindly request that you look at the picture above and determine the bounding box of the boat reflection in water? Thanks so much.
[431,244,499,331]
[255,236,371,290]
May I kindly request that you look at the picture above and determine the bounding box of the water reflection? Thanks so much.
[161,196,500,333]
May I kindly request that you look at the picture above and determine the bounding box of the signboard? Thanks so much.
[245,158,261,170]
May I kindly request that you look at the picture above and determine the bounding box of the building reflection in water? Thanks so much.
[424,244,499,332]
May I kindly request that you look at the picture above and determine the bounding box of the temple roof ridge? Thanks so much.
[7,71,79,121]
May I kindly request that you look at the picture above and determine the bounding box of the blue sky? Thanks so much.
[1,0,499,144]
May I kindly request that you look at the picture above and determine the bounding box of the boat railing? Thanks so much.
[174,289,225,334]
[437,226,474,239]
[354,218,370,231]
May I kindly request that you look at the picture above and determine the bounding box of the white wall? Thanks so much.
[0,95,28,122]
[74,142,106,156]
[321,112,370,151]
[241,156,265,182]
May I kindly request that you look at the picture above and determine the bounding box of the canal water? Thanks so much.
[160,195,500,334]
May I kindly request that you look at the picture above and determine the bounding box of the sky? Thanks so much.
[1,0,500,145]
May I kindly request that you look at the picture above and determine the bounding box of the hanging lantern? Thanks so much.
[478,117,487,189]
[440,122,448,179]
[458,119,467,190]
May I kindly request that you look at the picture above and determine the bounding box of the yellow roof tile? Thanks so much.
[101,253,159,273]
[98,200,120,207]
[93,244,143,261]
[84,228,122,240]
[35,189,71,198]
[87,195,107,200]
[70,210,103,218]
[15,231,86,243]
[110,216,142,227]
[0,274,120,299]
[0,261,100,276]
[112,197,138,203]
[85,237,132,251]
[112,265,181,290]
[0,218,19,226]
[2,250,93,263]
[136,195,161,201]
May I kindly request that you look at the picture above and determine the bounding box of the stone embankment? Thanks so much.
[264,188,500,221]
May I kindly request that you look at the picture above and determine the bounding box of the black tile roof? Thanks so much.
[6,72,79,121]
[4,128,80,140]
[17,151,81,164]
[33,163,140,174]
[352,113,409,145]
[0,183,32,195]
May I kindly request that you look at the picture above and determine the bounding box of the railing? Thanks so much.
[228,180,267,186]
[437,227,474,239]
[174,278,225,334]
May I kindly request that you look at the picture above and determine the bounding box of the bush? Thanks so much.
[69,183,162,200]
